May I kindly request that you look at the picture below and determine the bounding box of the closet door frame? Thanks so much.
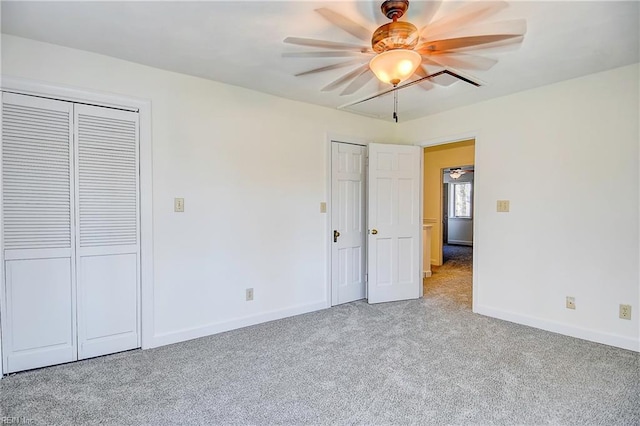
[0,77,154,376]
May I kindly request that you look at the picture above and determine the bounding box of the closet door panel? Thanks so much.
[2,93,73,251]
[1,92,76,373]
[78,253,138,358]
[75,104,140,360]
[4,258,75,372]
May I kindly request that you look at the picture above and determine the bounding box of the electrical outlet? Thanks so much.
[174,197,184,212]
[246,288,254,301]
[619,304,632,320]
[566,296,576,310]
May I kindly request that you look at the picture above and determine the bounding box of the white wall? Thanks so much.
[0,35,399,349]
[2,34,638,355]
[401,63,640,351]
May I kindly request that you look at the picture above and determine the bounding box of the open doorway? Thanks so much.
[422,140,475,308]
[443,164,474,259]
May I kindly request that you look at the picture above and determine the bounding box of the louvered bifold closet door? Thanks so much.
[74,104,140,359]
[1,92,77,373]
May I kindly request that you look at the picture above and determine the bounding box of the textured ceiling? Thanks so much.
[2,1,639,122]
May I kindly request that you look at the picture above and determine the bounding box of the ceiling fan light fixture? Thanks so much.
[449,169,466,179]
[369,49,422,85]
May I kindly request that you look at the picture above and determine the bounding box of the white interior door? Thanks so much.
[74,104,140,359]
[1,93,77,373]
[367,143,422,304]
[331,142,366,305]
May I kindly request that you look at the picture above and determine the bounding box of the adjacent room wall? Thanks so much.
[0,35,400,348]
[402,63,640,351]
[447,217,473,246]
[423,140,475,265]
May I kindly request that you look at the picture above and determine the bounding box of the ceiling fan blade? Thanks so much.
[283,51,372,58]
[417,0,444,27]
[315,8,372,42]
[416,80,435,91]
[448,35,525,53]
[420,19,527,47]
[417,33,523,54]
[421,57,441,67]
[422,52,498,71]
[414,65,428,77]
[295,59,368,77]
[419,61,458,86]
[341,69,375,96]
[420,1,508,39]
[413,66,435,91]
[284,37,369,51]
[322,64,370,92]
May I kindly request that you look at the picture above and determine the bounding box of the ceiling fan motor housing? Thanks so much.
[380,0,410,20]
[371,21,419,53]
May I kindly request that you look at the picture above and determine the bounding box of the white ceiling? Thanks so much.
[2,1,639,122]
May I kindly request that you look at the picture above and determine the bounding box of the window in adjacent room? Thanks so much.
[450,182,472,218]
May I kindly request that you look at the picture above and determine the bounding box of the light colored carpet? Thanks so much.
[1,246,638,425]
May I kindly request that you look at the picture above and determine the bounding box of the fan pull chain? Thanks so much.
[393,86,399,123]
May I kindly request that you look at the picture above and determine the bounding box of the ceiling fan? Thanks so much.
[447,168,474,179]
[283,0,526,120]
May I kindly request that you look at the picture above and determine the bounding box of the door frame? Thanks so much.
[325,134,371,308]
[417,131,479,313]
[0,77,154,376]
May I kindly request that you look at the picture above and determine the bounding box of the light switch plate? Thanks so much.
[320,202,327,213]
[174,198,184,212]
[497,200,510,212]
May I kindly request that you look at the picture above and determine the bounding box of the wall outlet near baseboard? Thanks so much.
[246,288,254,301]
[619,304,632,320]
[566,296,576,310]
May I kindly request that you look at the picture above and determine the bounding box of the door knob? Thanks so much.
[333,230,340,242]
[371,229,378,235]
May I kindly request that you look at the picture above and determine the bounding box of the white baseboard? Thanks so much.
[447,240,473,246]
[475,304,640,352]
[150,300,327,348]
